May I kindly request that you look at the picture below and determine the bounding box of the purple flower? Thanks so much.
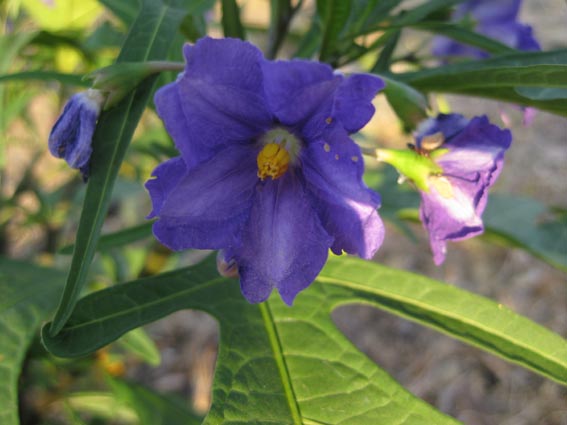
[432,0,540,59]
[415,114,512,264]
[146,37,385,305]
[48,89,104,180]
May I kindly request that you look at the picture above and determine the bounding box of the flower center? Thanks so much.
[257,128,301,181]
[257,143,290,180]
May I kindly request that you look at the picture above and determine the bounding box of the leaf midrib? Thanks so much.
[260,302,303,424]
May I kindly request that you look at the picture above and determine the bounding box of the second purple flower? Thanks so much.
[146,37,385,305]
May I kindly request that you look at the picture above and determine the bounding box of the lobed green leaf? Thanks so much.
[0,258,65,425]
[42,256,567,423]
[42,257,460,424]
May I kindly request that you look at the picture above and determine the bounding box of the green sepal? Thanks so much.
[376,148,443,191]
[85,61,184,109]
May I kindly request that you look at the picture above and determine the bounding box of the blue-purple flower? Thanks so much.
[415,114,512,264]
[432,0,540,59]
[146,37,385,304]
[48,89,104,180]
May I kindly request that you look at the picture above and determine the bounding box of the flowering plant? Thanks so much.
[2,1,566,424]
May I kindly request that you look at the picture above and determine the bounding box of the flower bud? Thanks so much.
[48,89,105,181]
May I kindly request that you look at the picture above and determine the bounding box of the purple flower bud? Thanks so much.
[48,89,104,180]
[415,114,512,264]
[432,0,540,59]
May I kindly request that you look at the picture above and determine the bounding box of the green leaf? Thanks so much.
[371,29,401,73]
[49,0,193,336]
[42,258,459,424]
[99,0,139,26]
[399,50,567,89]
[391,0,461,28]
[318,0,351,63]
[0,258,65,425]
[395,50,567,115]
[43,256,567,422]
[118,328,161,366]
[345,0,402,37]
[0,71,87,86]
[221,0,245,39]
[65,392,138,423]
[59,222,154,255]
[483,195,567,272]
[515,86,567,100]
[108,379,202,425]
[411,22,516,55]
[381,76,429,131]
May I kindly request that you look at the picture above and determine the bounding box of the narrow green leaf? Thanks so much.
[381,76,429,131]
[118,328,161,366]
[391,0,461,27]
[42,258,459,424]
[318,0,351,63]
[448,86,567,117]
[0,71,87,87]
[59,222,154,254]
[267,0,293,59]
[221,0,245,39]
[397,50,567,90]
[0,258,65,425]
[515,86,567,100]
[108,379,202,425]
[411,22,516,55]
[371,30,401,73]
[345,0,402,37]
[49,0,193,336]
[394,50,567,115]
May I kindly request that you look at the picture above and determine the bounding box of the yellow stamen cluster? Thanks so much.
[257,143,290,180]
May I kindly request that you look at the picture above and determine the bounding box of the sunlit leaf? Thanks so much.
[43,256,567,423]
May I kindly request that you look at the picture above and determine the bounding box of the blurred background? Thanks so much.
[1,0,566,424]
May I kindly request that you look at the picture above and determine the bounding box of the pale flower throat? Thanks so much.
[257,128,301,181]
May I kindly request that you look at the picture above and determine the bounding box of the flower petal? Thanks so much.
[236,172,333,305]
[48,90,103,178]
[262,59,336,125]
[420,176,484,265]
[332,74,385,133]
[145,156,187,219]
[150,145,258,250]
[154,38,272,167]
[302,127,384,259]
[438,116,512,185]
